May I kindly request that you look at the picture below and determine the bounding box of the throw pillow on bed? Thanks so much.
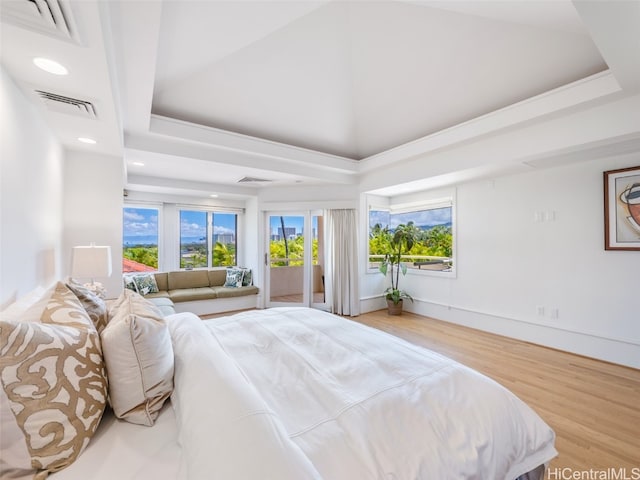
[0,282,108,479]
[102,289,174,426]
[66,280,109,334]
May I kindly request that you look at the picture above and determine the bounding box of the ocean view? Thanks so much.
[124,235,205,246]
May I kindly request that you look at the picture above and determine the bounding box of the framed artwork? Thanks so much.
[604,166,640,250]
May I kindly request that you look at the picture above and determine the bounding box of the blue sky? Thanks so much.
[123,208,236,238]
[180,211,236,237]
[123,207,158,237]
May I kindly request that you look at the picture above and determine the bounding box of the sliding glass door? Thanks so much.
[266,212,326,309]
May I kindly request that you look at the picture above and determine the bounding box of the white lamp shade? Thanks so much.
[71,245,112,279]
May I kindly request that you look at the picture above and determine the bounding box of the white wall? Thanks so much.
[362,155,640,368]
[63,150,124,298]
[0,68,64,307]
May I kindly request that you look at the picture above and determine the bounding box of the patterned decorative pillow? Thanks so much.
[101,289,173,426]
[132,274,159,296]
[66,281,109,333]
[240,268,253,286]
[224,267,244,288]
[123,273,138,292]
[0,282,108,479]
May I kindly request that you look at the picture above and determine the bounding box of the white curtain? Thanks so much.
[326,209,360,317]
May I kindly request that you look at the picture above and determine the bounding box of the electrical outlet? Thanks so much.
[550,308,559,320]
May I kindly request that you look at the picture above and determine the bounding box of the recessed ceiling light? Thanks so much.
[132,162,145,166]
[77,137,96,144]
[33,57,68,75]
[209,194,218,198]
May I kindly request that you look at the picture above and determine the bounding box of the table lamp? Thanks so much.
[71,244,112,298]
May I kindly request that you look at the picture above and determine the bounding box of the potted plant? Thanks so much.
[378,222,420,315]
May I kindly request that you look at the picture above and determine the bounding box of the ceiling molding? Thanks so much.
[360,93,640,195]
[359,70,621,173]
[149,115,358,172]
[124,133,357,186]
[126,174,257,199]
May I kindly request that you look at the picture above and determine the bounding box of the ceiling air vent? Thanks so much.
[237,176,272,184]
[35,90,97,119]
[1,0,80,44]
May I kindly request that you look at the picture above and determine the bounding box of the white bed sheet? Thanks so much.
[51,307,556,480]
[50,403,182,480]
[168,307,557,480]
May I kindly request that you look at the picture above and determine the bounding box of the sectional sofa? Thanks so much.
[133,269,259,316]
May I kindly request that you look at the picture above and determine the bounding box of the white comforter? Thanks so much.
[167,308,556,480]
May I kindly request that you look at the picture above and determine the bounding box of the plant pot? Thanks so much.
[387,299,403,315]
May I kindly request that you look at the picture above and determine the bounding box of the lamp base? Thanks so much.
[82,282,107,299]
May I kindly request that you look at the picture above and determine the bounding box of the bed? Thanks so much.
[46,306,556,480]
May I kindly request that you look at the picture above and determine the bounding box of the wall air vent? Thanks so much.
[35,90,97,119]
[0,0,80,44]
[237,176,272,183]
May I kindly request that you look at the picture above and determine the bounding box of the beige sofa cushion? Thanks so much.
[144,291,171,299]
[0,282,107,478]
[147,297,176,316]
[102,290,174,426]
[168,287,217,303]
[153,272,168,292]
[168,270,210,290]
[214,285,259,299]
[208,269,227,287]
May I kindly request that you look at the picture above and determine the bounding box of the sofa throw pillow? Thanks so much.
[67,280,109,334]
[123,273,138,292]
[0,282,108,479]
[224,267,244,288]
[132,274,159,296]
[101,289,174,426]
[241,268,253,286]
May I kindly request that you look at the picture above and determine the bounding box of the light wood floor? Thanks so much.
[202,308,640,470]
[352,310,640,471]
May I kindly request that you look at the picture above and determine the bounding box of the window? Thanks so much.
[180,209,237,268]
[123,206,159,272]
[368,200,454,273]
[180,210,208,269]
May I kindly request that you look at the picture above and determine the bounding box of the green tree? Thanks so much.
[213,242,236,266]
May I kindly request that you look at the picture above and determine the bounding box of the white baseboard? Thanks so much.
[360,297,640,370]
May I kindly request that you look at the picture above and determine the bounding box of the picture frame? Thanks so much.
[604,166,640,250]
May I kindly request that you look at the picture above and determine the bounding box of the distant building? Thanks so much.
[275,227,297,240]
[214,234,235,244]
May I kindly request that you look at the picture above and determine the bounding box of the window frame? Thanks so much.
[178,207,239,269]
[367,195,456,278]
[122,203,163,272]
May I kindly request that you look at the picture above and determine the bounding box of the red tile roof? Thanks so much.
[122,258,156,273]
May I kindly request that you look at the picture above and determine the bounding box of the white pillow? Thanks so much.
[101,290,174,426]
